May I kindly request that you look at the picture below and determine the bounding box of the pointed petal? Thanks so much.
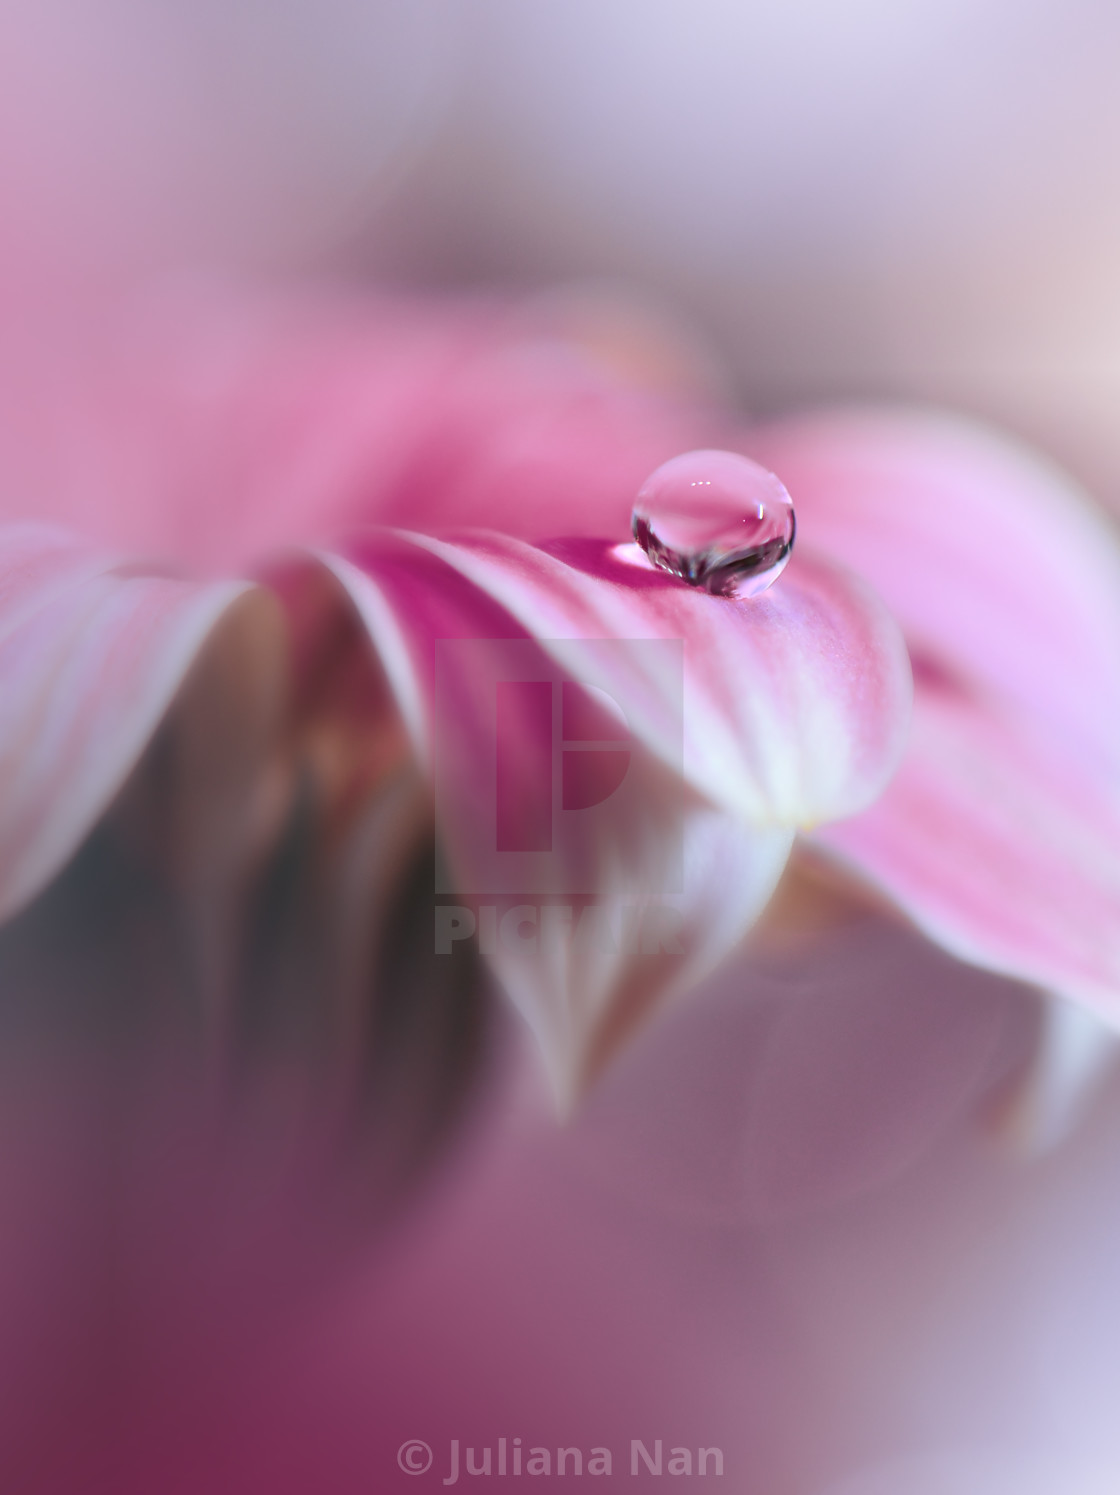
[0,525,251,920]
[350,531,912,827]
[324,529,910,1098]
[750,410,1120,773]
[755,411,1120,1025]
[993,994,1120,1155]
[815,691,1120,1023]
[483,812,793,1107]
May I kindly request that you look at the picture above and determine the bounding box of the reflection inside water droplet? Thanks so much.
[631,449,795,599]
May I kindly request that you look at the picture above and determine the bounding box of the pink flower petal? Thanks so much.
[751,411,1120,1020]
[751,410,1120,774]
[0,525,251,920]
[325,529,910,1096]
[815,693,1120,1022]
[0,288,709,570]
[361,531,913,826]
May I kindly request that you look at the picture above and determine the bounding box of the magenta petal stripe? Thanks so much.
[378,530,913,829]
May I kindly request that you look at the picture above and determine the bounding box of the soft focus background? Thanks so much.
[7,0,1120,500]
[5,3,1120,1492]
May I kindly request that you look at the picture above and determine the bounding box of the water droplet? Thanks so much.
[632,449,795,599]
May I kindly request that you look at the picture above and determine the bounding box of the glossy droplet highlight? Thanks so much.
[632,449,795,598]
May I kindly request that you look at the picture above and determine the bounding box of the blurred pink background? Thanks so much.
[4,4,1120,1493]
[6,0,1120,499]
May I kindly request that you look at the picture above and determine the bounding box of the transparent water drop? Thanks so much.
[632,449,795,599]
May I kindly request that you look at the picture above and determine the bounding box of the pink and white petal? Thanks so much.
[749,409,1120,775]
[813,693,1120,1028]
[0,525,251,921]
[380,531,913,828]
[325,529,909,1097]
[753,410,1120,1041]
[471,808,792,1106]
[0,287,710,571]
[995,995,1120,1155]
